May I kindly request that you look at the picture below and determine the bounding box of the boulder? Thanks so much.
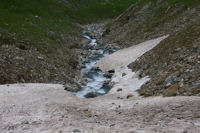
[84,92,96,98]
[108,69,115,73]
[103,72,113,78]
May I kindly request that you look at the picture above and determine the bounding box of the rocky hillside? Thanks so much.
[103,0,200,96]
[0,0,136,84]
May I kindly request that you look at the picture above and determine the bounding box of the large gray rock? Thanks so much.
[84,92,96,98]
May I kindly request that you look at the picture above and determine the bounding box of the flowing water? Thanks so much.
[75,32,116,98]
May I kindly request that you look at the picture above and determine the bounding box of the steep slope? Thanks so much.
[0,0,136,84]
[0,0,81,84]
[103,0,200,96]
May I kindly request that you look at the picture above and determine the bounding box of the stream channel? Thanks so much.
[74,26,117,98]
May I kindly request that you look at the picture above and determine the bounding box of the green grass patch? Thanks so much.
[0,0,137,53]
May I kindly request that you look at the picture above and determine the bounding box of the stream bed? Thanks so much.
[74,26,117,98]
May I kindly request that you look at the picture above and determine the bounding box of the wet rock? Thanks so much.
[91,66,101,71]
[82,59,90,64]
[85,92,96,98]
[102,80,114,88]
[108,69,115,73]
[64,84,73,92]
[92,51,101,55]
[64,83,81,92]
[81,65,86,69]
[103,72,113,78]
[82,78,92,83]
[81,78,92,85]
